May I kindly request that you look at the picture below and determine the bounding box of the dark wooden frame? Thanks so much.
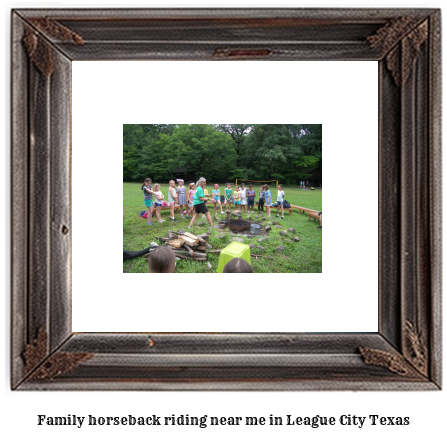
[11,8,441,390]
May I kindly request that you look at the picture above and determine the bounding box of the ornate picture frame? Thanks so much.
[11,8,441,390]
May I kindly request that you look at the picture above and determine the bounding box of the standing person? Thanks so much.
[188,177,213,228]
[212,184,224,214]
[276,184,285,219]
[264,184,272,217]
[142,178,155,226]
[246,184,256,214]
[225,183,233,212]
[176,179,188,219]
[168,180,178,223]
[240,183,247,214]
[233,185,241,210]
[202,184,209,219]
[258,185,265,213]
[187,183,196,218]
[152,183,165,223]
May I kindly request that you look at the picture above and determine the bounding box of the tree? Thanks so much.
[123,124,146,181]
[123,123,322,184]
[243,124,322,184]
[123,124,175,181]
[163,124,237,181]
[215,124,251,164]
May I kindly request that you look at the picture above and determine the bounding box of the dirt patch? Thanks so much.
[218,218,270,236]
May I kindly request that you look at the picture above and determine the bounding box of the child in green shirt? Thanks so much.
[225,183,233,212]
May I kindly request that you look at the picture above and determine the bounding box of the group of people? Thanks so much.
[142,177,214,228]
[142,178,288,227]
[147,245,254,273]
[222,182,286,219]
[139,178,293,274]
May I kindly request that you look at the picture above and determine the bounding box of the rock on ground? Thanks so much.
[231,237,245,243]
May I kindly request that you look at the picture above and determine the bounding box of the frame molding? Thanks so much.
[11,8,441,390]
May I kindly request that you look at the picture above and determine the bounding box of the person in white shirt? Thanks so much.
[240,183,247,214]
[276,184,285,219]
[152,183,165,223]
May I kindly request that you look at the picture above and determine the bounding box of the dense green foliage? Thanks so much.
[123,124,322,185]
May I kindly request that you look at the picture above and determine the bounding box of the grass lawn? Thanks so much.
[123,183,322,273]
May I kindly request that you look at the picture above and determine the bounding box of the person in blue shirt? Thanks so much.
[141,178,155,225]
[264,184,272,217]
[212,184,224,214]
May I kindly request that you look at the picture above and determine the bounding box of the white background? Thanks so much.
[2,1,445,438]
[72,60,378,332]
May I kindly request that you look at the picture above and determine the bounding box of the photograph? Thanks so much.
[123,124,323,274]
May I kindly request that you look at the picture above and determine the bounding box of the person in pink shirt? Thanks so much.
[187,183,196,218]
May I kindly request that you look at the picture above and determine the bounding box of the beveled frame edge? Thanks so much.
[11,8,441,390]
[429,8,443,389]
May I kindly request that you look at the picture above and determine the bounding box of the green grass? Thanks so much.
[123,183,322,273]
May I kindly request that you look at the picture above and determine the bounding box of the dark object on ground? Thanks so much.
[123,247,151,260]
[317,212,322,228]
[283,200,291,209]
[229,219,251,232]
